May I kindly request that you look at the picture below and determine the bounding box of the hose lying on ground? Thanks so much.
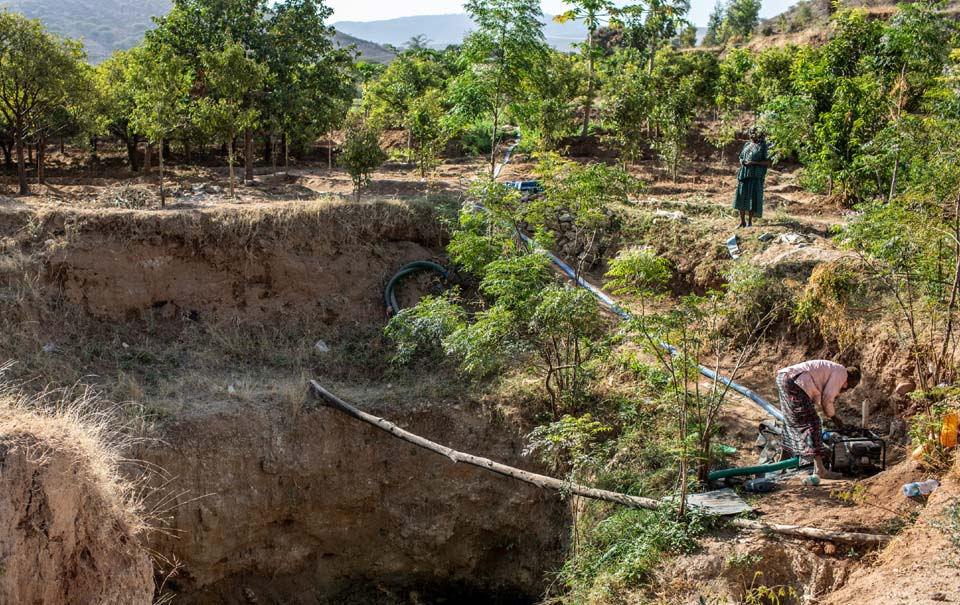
[309,380,891,547]
[384,261,449,316]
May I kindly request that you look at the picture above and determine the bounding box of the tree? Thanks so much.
[408,88,456,178]
[454,0,547,175]
[702,1,725,46]
[512,50,582,151]
[555,0,618,138]
[96,49,145,172]
[265,0,355,171]
[363,54,451,163]
[339,112,386,199]
[129,43,192,207]
[195,40,267,198]
[721,0,761,42]
[0,11,86,195]
[626,0,692,74]
[405,34,432,51]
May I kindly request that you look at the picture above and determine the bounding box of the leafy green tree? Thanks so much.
[339,112,387,199]
[363,54,451,163]
[0,11,86,195]
[720,0,761,42]
[407,88,457,178]
[512,51,582,151]
[701,1,724,46]
[405,34,432,51]
[629,0,692,74]
[710,47,755,161]
[454,0,547,174]
[129,43,193,206]
[96,49,145,171]
[265,0,355,171]
[554,0,618,138]
[603,49,653,166]
[195,40,268,197]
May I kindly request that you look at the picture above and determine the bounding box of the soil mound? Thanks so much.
[0,390,153,604]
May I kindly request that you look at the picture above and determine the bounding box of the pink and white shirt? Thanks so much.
[778,360,848,417]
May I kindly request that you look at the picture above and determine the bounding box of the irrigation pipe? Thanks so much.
[484,130,785,422]
[384,261,449,315]
[309,380,891,547]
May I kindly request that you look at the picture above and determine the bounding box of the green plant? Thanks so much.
[933,498,960,565]
[553,505,710,601]
[339,112,387,199]
[741,572,798,605]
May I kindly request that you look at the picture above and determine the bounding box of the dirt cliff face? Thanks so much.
[0,435,153,605]
[1,200,445,325]
[137,391,567,604]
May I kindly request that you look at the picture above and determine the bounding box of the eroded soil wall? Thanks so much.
[137,395,566,604]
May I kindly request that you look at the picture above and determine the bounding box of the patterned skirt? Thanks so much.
[775,371,824,464]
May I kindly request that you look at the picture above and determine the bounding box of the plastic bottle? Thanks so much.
[902,480,940,497]
[802,474,820,486]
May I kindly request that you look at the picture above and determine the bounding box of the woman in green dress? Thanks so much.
[733,126,772,228]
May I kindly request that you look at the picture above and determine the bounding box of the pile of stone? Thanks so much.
[522,207,620,270]
[96,184,158,209]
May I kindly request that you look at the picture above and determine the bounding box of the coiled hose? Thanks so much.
[384,261,449,316]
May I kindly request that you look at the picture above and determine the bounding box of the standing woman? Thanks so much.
[733,126,772,228]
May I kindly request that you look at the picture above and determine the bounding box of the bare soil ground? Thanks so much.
[1,139,955,604]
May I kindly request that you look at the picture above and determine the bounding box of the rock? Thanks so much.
[314,340,331,354]
[823,543,837,556]
[41,343,57,354]
[894,381,916,396]
[653,209,686,221]
[558,213,575,223]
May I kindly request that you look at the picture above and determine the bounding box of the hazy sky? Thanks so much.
[328,0,792,26]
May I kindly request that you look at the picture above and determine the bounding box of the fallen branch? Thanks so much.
[309,380,892,547]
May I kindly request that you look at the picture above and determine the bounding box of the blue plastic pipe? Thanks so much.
[479,129,785,422]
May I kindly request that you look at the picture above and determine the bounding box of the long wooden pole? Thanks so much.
[308,381,891,547]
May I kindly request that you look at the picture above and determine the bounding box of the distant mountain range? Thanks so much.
[0,0,395,64]
[333,13,589,51]
[1,0,172,63]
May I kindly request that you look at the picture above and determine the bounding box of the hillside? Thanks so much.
[333,13,588,51]
[0,0,171,63]
[0,0,394,64]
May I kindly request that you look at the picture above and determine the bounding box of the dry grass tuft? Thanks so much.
[0,367,147,534]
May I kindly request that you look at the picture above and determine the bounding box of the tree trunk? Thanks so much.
[0,141,11,170]
[27,140,33,166]
[163,139,171,159]
[328,129,333,171]
[158,137,166,208]
[37,135,45,186]
[244,127,253,183]
[271,134,277,176]
[582,29,594,139]
[126,139,140,172]
[264,134,272,164]
[309,381,894,547]
[183,139,191,164]
[228,140,236,198]
[59,136,64,155]
[406,129,413,166]
[15,126,27,195]
[284,134,289,173]
[490,109,499,177]
[144,144,153,173]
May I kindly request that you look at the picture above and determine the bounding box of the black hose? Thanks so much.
[384,261,449,315]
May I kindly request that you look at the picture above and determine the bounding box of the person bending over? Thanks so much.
[775,360,861,480]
